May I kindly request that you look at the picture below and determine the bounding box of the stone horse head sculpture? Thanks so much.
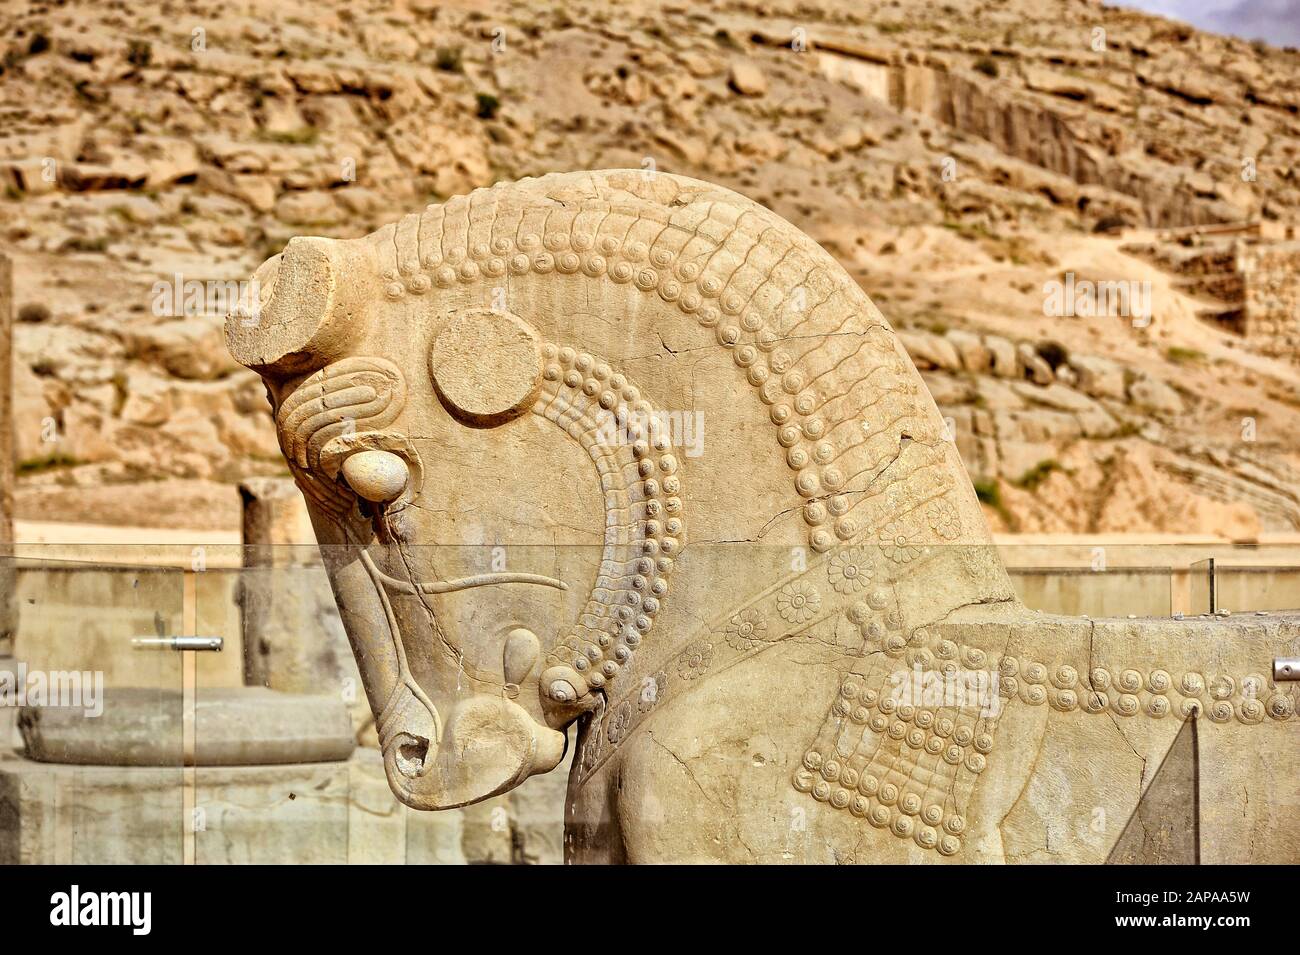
[227,170,1297,863]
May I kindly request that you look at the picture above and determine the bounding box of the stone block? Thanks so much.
[20,687,354,766]
[945,329,992,373]
[900,330,962,371]
[1069,354,1126,399]
[1127,372,1184,415]
[985,334,1019,377]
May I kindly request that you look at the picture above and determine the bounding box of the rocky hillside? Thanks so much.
[2,0,1298,534]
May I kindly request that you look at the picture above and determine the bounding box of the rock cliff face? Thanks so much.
[1,0,1297,533]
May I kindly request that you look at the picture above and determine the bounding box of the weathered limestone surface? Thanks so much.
[0,756,184,864]
[237,477,566,860]
[225,170,1298,864]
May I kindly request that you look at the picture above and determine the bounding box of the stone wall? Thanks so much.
[814,46,1241,228]
[1239,240,1300,359]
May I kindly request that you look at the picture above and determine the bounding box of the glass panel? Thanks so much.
[1000,544,1174,617]
[1185,555,1298,617]
[1196,562,1300,614]
[1007,566,1173,617]
[192,552,368,864]
[0,551,185,864]
[21,539,1282,864]
[1189,557,1214,615]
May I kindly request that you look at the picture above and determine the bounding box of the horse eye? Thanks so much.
[341,450,409,502]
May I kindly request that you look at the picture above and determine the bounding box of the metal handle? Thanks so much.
[1275,658,1300,682]
[132,636,223,652]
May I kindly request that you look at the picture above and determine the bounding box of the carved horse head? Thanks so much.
[225,170,1012,812]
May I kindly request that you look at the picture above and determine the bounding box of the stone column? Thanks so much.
[237,477,354,696]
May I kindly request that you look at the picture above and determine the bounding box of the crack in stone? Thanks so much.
[644,733,757,862]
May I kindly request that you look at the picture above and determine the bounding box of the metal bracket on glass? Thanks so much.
[131,636,224,652]
[1275,658,1300,682]
[1207,557,1217,614]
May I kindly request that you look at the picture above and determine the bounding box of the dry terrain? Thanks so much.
[2,0,1298,536]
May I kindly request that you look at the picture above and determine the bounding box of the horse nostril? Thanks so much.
[342,449,409,502]
[395,736,430,777]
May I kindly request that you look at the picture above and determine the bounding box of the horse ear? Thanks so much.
[428,309,543,427]
[225,236,345,377]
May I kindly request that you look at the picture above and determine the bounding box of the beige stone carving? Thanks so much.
[226,170,1298,863]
